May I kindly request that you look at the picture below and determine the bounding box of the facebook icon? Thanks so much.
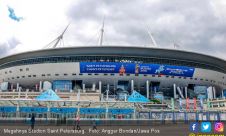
[190,122,199,132]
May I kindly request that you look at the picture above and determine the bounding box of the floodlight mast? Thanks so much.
[99,17,105,46]
[44,23,70,49]
[52,24,70,48]
[147,31,158,47]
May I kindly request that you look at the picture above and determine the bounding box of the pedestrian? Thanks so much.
[30,113,35,131]
[92,119,97,130]
[74,115,81,130]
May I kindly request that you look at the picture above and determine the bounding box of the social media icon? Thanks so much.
[188,133,196,136]
[214,122,224,132]
[201,122,211,133]
[190,122,199,132]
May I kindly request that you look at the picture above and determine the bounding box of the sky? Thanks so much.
[0,0,226,60]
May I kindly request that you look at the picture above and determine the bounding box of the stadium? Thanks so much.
[0,46,226,100]
[0,29,226,122]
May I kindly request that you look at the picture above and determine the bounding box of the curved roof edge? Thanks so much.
[0,46,226,72]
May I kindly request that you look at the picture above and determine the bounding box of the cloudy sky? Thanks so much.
[0,0,226,60]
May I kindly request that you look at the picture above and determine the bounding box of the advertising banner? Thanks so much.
[80,62,195,77]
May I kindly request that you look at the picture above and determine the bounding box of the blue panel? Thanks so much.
[52,80,72,91]
[80,108,106,114]
[20,107,48,113]
[0,106,17,113]
[80,62,195,77]
[108,108,134,114]
[50,107,77,113]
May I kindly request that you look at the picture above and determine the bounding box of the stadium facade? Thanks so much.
[0,46,226,101]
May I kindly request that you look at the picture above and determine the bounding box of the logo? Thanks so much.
[190,122,199,132]
[201,122,211,133]
[188,133,196,136]
[214,122,224,132]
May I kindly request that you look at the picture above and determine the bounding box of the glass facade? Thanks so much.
[52,80,72,91]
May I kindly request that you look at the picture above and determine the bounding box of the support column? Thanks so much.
[146,80,149,98]
[16,83,19,92]
[105,104,108,119]
[47,103,50,120]
[16,104,20,118]
[77,89,80,101]
[39,81,42,92]
[222,90,224,98]
[25,89,28,99]
[18,87,21,99]
[173,84,177,99]
[92,83,96,91]
[133,103,136,120]
[98,81,102,93]
[131,80,134,91]
[101,94,104,101]
[213,87,216,99]
[124,94,127,102]
[82,84,86,93]
[11,84,13,91]
[106,84,109,101]
[185,86,188,98]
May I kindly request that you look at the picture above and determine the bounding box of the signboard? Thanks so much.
[80,62,195,77]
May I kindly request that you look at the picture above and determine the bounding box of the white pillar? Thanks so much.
[131,80,134,91]
[173,84,177,99]
[77,89,80,101]
[18,87,21,99]
[106,89,109,101]
[16,83,19,91]
[213,87,216,99]
[98,81,102,93]
[101,94,104,101]
[39,81,42,92]
[92,83,96,91]
[124,94,127,102]
[222,90,224,98]
[146,80,149,98]
[82,84,86,93]
[185,86,188,99]
[25,89,28,99]
[11,84,13,90]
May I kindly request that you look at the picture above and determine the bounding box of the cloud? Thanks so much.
[0,0,226,60]
[66,0,226,60]
[0,37,20,57]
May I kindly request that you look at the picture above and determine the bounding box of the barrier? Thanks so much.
[80,108,105,114]
[108,108,134,114]
[0,107,16,112]
[50,107,77,113]
[20,107,48,113]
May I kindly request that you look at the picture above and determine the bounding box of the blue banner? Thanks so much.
[80,62,195,77]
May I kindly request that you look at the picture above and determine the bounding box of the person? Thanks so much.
[74,115,81,130]
[92,119,97,130]
[30,113,35,131]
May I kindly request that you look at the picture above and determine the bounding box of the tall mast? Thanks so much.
[53,23,70,48]
[99,17,105,46]
[146,26,158,47]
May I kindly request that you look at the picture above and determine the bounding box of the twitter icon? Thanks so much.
[201,122,211,132]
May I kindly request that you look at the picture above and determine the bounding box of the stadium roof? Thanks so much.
[0,46,226,73]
